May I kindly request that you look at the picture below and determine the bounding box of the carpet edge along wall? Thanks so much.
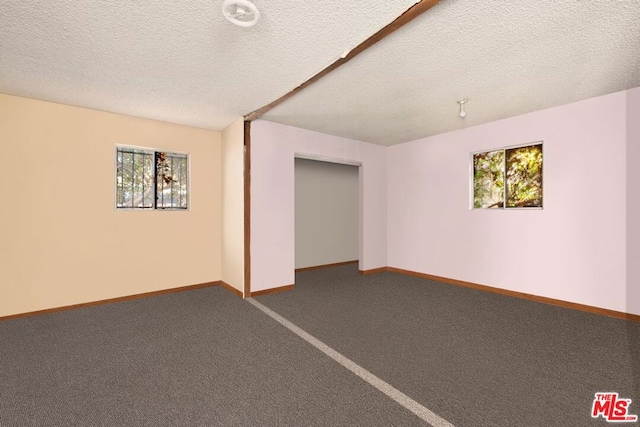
[359,267,640,322]
[0,282,221,321]
[3,264,638,322]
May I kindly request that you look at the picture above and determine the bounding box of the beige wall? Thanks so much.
[0,94,222,317]
[221,118,244,293]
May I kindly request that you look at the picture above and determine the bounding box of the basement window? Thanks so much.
[116,147,189,210]
[472,143,543,209]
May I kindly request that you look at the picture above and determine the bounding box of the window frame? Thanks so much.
[469,141,543,210]
[114,145,190,211]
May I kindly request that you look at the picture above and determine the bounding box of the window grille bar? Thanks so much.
[154,151,159,209]
[117,148,187,210]
[161,153,165,208]
[171,155,175,208]
[127,151,133,208]
[141,152,145,208]
[117,150,122,207]
[133,152,137,208]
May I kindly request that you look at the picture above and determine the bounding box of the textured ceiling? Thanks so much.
[263,0,640,145]
[1,1,639,145]
[0,0,415,130]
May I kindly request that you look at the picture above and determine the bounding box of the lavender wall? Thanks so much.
[388,90,632,314]
[627,87,640,315]
[251,120,387,293]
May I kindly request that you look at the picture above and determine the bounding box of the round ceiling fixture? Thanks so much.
[222,0,260,28]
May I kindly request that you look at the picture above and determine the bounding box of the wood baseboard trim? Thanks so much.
[251,284,295,297]
[0,281,222,322]
[386,267,640,322]
[296,260,358,273]
[359,267,388,275]
[220,281,244,298]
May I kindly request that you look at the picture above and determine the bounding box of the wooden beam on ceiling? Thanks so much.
[244,0,441,122]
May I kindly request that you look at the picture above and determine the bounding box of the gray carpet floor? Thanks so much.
[1,266,638,426]
[256,265,640,427]
[0,285,424,426]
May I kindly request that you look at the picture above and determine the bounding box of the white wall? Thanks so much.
[388,90,633,315]
[221,118,245,293]
[627,87,640,315]
[251,120,386,292]
[295,158,358,269]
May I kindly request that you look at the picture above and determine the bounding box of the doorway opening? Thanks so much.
[294,157,360,273]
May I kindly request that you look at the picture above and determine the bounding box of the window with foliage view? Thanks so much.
[473,143,542,209]
[116,147,188,210]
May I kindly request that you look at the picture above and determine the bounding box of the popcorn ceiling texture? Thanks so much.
[1,0,638,144]
[0,0,416,131]
[263,0,640,145]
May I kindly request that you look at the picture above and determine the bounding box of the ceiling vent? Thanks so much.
[222,0,260,28]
